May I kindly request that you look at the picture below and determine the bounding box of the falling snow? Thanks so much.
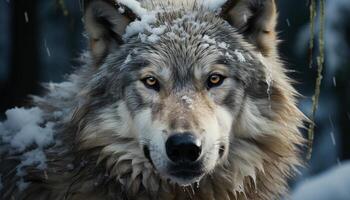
[329,131,336,146]
[44,39,51,57]
[286,18,291,27]
[24,11,29,23]
[328,115,336,146]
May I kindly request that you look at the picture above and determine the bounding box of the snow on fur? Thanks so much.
[0,107,55,190]
[115,0,248,66]
[117,0,158,40]
[0,107,54,152]
[233,49,246,62]
[118,0,228,43]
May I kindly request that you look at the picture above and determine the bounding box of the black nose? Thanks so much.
[166,133,202,163]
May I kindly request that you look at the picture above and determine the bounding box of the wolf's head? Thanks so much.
[80,0,303,189]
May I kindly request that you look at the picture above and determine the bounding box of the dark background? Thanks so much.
[0,0,349,191]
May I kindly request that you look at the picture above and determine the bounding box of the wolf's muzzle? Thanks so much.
[165,133,202,164]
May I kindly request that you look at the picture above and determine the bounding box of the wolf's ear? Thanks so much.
[221,0,277,56]
[83,0,136,65]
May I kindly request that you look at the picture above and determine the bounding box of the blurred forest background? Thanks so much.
[0,0,350,197]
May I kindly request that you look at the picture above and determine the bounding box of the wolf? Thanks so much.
[0,0,305,199]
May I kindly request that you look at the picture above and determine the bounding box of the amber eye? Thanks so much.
[141,76,160,91]
[207,74,225,89]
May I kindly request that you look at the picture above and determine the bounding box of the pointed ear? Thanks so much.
[221,0,278,56]
[83,0,136,65]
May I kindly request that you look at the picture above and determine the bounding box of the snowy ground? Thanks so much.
[291,161,350,200]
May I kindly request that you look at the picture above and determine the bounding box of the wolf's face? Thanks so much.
[128,63,236,184]
[124,40,245,184]
[84,0,280,186]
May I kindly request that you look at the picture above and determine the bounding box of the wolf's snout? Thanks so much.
[165,133,202,163]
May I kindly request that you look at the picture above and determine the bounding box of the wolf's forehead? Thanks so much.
[143,15,229,60]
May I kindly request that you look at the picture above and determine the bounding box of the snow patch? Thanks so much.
[118,0,166,43]
[181,95,193,104]
[0,107,55,190]
[117,0,158,40]
[117,0,148,17]
[225,52,233,59]
[181,95,194,109]
[218,42,229,49]
[202,35,216,44]
[201,35,232,54]
[147,34,160,43]
[149,25,166,35]
[146,25,166,43]
[233,50,246,63]
[0,107,54,152]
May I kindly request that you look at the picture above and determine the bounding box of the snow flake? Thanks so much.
[286,18,291,27]
[24,11,29,23]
